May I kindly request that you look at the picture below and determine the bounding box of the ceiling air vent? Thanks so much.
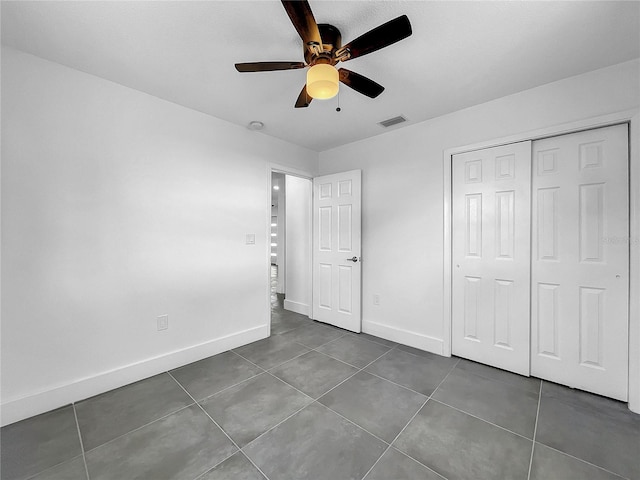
[378,115,407,128]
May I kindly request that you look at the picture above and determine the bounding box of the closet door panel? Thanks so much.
[452,141,532,376]
[531,124,629,401]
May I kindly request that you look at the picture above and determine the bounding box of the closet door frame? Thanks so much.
[443,109,640,414]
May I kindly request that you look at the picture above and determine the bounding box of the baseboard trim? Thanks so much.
[283,299,309,316]
[1,325,268,427]
[362,321,445,356]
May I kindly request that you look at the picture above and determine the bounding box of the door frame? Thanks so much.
[266,163,315,334]
[442,108,640,413]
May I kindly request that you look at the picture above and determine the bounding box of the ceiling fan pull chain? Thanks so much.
[336,90,341,112]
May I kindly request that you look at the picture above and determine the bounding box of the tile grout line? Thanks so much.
[307,339,439,396]
[234,340,394,399]
[80,401,196,455]
[424,358,544,443]
[22,454,88,480]
[228,349,319,451]
[166,372,239,448]
[394,345,450,361]
[429,397,534,442]
[231,348,317,404]
[264,345,314,369]
[311,400,391,447]
[360,396,432,480]
[237,346,396,452]
[309,347,380,369]
[308,340,394,366]
[531,442,631,480]
[293,332,350,351]
[428,357,460,399]
[239,450,272,480]
[360,357,457,480]
[194,370,267,404]
[351,347,462,397]
[239,323,397,369]
[393,358,462,478]
[301,348,441,448]
[391,447,449,480]
[232,340,310,355]
[526,380,543,480]
[360,368,430,396]
[269,317,306,333]
[321,331,399,349]
[233,335,400,450]
[71,403,91,480]
[239,399,313,452]
[456,364,543,394]
[526,383,629,480]
[265,371,316,402]
[236,346,374,405]
[362,358,461,480]
[166,371,273,480]
[234,332,400,383]
[236,341,452,455]
[358,336,400,349]
[191,454,235,480]
[262,369,315,401]
[230,346,308,373]
[305,346,397,400]
[229,350,270,373]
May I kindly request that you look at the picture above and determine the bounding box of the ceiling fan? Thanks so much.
[234,1,412,108]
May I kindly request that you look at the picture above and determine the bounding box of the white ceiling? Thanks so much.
[2,1,639,152]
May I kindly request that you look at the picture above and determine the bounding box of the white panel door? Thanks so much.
[312,170,362,332]
[531,124,629,400]
[452,142,532,375]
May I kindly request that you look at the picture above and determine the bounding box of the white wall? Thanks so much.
[319,59,640,354]
[284,176,312,316]
[0,47,317,425]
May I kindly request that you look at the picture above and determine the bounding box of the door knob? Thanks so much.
[347,256,360,263]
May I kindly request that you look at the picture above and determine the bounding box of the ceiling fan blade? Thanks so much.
[294,85,312,108]
[338,68,384,98]
[338,15,412,61]
[235,62,305,72]
[281,1,322,49]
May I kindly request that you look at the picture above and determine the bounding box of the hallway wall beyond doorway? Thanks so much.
[269,170,313,323]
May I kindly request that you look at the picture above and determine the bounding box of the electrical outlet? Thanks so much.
[157,315,168,331]
[373,294,380,306]
[245,234,256,245]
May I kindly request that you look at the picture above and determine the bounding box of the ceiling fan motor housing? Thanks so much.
[305,23,341,65]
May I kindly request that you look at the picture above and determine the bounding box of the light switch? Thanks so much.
[246,234,256,245]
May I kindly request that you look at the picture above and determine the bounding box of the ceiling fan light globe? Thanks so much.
[307,64,339,99]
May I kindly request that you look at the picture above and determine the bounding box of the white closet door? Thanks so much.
[452,141,532,375]
[531,124,629,401]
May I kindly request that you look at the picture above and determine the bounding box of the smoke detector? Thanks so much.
[247,121,265,131]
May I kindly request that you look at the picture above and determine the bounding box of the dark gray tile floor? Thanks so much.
[3,282,639,479]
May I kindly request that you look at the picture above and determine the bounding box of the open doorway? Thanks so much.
[270,171,313,335]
